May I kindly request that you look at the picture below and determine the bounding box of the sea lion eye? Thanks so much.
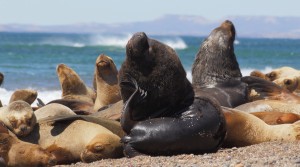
[10,120,17,128]
[93,145,104,152]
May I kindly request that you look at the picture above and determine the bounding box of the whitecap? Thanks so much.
[161,38,187,50]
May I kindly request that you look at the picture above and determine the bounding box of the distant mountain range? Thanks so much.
[1,15,300,38]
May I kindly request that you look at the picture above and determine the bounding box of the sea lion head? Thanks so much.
[273,76,299,92]
[80,133,122,163]
[56,63,87,96]
[126,32,149,60]
[265,66,299,81]
[0,72,3,86]
[9,89,38,105]
[192,20,241,86]
[95,54,118,79]
[5,101,37,137]
[4,133,57,167]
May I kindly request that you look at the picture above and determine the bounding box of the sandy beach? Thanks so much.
[56,141,300,167]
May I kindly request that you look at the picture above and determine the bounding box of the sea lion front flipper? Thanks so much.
[242,76,287,100]
[121,136,146,158]
[120,74,147,134]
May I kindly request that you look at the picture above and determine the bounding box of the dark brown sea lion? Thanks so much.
[191,20,248,108]
[56,64,96,104]
[9,89,38,105]
[0,100,36,137]
[0,132,57,167]
[118,32,226,157]
[93,54,121,111]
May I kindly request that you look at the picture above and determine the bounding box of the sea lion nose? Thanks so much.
[20,125,27,132]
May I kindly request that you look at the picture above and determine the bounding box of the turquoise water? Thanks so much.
[1,32,300,92]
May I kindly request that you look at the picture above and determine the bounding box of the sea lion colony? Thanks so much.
[1,20,300,166]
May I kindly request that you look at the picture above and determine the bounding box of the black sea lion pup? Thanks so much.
[192,20,248,108]
[120,75,226,157]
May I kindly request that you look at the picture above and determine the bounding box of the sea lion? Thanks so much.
[222,107,300,147]
[46,99,94,115]
[34,103,76,121]
[92,100,123,121]
[250,70,270,80]
[118,32,226,157]
[190,20,300,147]
[93,54,121,111]
[273,75,300,93]
[250,111,300,125]
[0,133,57,167]
[0,100,36,137]
[56,64,96,104]
[191,20,248,108]
[265,66,300,81]
[20,118,123,164]
[0,72,3,86]
[9,89,38,105]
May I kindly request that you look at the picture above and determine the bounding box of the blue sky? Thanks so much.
[0,0,299,25]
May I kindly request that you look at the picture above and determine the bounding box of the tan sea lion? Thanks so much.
[92,100,123,121]
[273,75,300,93]
[250,111,300,125]
[265,66,300,81]
[0,100,36,137]
[46,99,94,114]
[21,119,123,164]
[250,70,270,80]
[222,107,300,147]
[34,103,76,121]
[93,54,121,111]
[0,132,57,167]
[56,64,96,104]
[9,89,38,105]
[235,99,300,115]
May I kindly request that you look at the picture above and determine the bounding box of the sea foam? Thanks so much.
[0,88,61,107]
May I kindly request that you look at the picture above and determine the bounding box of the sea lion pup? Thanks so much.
[0,100,36,137]
[93,54,121,111]
[20,118,123,164]
[0,72,3,86]
[56,63,96,104]
[9,89,38,105]
[222,107,300,147]
[118,32,226,157]
[191,20,248,108]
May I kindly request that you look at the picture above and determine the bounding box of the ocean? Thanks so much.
[1,32,300,105]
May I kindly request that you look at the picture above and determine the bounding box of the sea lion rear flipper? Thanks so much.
[241,76,286,100]
[121,136,146,158]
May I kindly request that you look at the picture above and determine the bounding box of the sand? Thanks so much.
[56,141,300,167]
